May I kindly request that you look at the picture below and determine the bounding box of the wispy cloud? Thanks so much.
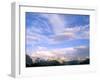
[31,45,89,61]
[51,24,89,42]
[26,12,89,59]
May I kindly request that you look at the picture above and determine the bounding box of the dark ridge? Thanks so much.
[26,54,33,67]
[26,55,90,67]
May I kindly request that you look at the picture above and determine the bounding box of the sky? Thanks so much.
[25,12,90,60]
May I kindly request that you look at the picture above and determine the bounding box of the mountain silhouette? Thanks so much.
[26,54,33,67]
[79,58,90,64]
[26,54,90,67]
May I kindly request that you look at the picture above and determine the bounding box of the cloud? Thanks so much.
[31,46,56,60]
[31,45,89,61]
[40,14,66,34]
[26,27,50,55]
[26,13,89,56]
[51,32,75,42]
[51,25,89,42]
[26,13,89,44]
[31,46,72,60]
[77,30,89,39]
[26,26,53,43]
[40,14,89,40]
[75,46,89,59]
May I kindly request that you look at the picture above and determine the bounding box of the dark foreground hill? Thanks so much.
[26,54,90,67]
[26,54,33,67]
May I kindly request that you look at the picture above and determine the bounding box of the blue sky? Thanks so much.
[25,12,89,60]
